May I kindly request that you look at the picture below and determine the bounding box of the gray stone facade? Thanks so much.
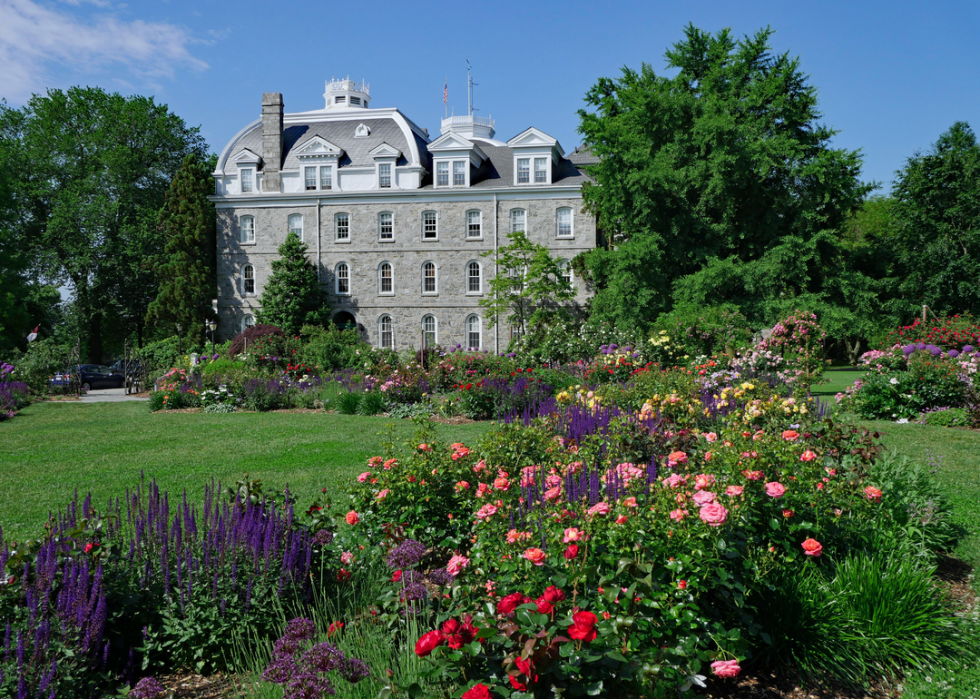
[216,194,594,351]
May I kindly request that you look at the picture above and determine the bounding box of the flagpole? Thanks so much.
[444,76,448,119]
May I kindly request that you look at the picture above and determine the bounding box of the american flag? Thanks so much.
[443,79,448,104]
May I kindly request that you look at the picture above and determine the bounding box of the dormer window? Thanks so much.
[379,163,391,188]
[241,168,253,193]
[437,162,449,187]
[320,166,332,190]
[454,161,466,186]
[305,167,317,191]
[534,158,547,183]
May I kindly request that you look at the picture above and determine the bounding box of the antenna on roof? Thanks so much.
[467,59,479,116]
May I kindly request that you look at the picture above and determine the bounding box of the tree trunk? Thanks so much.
[89,311,103,363]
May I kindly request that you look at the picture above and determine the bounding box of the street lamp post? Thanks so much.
[208,320,217,356]
[176,323,183,355]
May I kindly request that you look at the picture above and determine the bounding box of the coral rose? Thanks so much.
[725,485,744,497]
[864,486,883,502]
[742,470,764,481]
[345,510,360,525]
[782,430,800,442]
[414,629,444,656]
[615,515,628,524]
[801,538,823,557]
[764,482,786,498]
[357,471,370,482]
[669,508,688,521]
[800,450,818,462]
[711,659,741,678]
[667,450,688,466]
[462,684,491,699]
[568,610,598,642]
[698,502,728,527]
[522,548,547,566]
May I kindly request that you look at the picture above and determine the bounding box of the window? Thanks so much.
[557,207,573,238]
[422,315,437,349]
[320,166,332,190]
[467,261,481,293]
[422,262,437,294]
[379,212,393,240]
[379,163,391,188]
[335,213,350,241]
[288,213,303,241]
[534,158,548,183]
[350,96,361,106]
[466,315,481,351]
[240,216,255,243]
[335,96,346,105]
[335,262,350,295]
[241,314,255,332]
[242,265,255,295]
[453,160,466,186]
[422,211,437,239]
[558,259,572,287]
[510,266,525,294]
[379,315,393,349]
[466,210,482,238]
[510,208,526,234]
[240,169,253,193]
[379,263,393,294]
[304,167,317,191]
[517,158,530,184]
[436,162,449,187]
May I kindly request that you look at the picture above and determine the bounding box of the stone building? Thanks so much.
[211,78,598,351]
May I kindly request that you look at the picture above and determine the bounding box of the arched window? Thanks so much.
[556,207,573,238]
[422,314,437,348]
[422,261,437,294]
[288,213,303,241]
[510,208,526,234]
[467,261,482,293]
[466,210,482,238]
[242,264,255,295]
[558,259,573,287]
[335,212,350,241]
[379,262,393,294]
[241,314,255,332]
[378,212,393,241]
[335,262,350,295]
[379,315,393,349]
[240,215,255,243]
[466,315,482,351]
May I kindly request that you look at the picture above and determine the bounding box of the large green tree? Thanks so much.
[2,87,206,360]
[146,153,217,349]
[577,25,873,332]
[891,122,980,319]
[257,233,329,335]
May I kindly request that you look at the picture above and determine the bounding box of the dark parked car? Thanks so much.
[49,365,124,390]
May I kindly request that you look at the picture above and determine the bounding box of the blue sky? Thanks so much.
[1,0,978,191]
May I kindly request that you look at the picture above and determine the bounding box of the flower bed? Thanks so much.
[0,361,30,420]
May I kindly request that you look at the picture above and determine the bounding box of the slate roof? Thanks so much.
[418,142,590,190]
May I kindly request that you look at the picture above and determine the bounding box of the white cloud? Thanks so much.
[0,0,208,102]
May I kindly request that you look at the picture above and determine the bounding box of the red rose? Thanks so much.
[543,585,566,603]
[509,675,528,691]
[462,684,491,699]
[496,592,527,616]
[84,542,98,554]
[563,544,579,560]
[535,596,554,614]
[336,568,352,582]
[415,629,445,657]
[391,570,402,582]
[568,610,598,642]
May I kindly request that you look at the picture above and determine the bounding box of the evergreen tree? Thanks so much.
[146,153,217,348]
[257,233,329,335]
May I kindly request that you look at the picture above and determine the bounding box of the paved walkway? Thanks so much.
[79,388,147,403]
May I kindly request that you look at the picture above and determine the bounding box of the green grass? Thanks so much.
[0,401,491,541]
[811,369,865,397]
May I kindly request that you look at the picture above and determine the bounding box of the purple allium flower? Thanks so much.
[130,677,166,699]
[313,530,334,546]
[303,642,343,673]
[623,346,632,352]
[283,617,315,642]
[402,582,427,602]
[338,655,370,684]
[948,349,960,358]
[902,344,916,355]
[427,568,453,586]
[609,343,618,350]
[930,346,942,357]
[964,345,975,354]
[385,539,426,569]
[915,342,926,350]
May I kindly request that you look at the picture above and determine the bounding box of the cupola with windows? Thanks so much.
[324,77,371,109]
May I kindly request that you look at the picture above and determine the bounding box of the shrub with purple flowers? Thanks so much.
[262,617,370,698]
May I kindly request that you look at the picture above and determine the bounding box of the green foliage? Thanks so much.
[892,122,980,320]
[139,335,181,375]
[479,230,576,343]
[337,391,362,415]
[650,304,751,359]
[358,392,385,416]
[145,153,217,347]
[257,233,329,335]
[922,407,970,428]
[8,338,68,395]
[577,25,873,333]
[299,324,371,371]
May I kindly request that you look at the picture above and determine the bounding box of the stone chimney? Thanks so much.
[261,92,283,193]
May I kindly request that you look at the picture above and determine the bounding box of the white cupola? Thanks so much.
[323,78,371,109]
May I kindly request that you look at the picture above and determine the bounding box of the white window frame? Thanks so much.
[241,264,256,296]
[288,213,304,242]
[436,161,450,187]
[558,259,573,288]
[240,215,255,244]
[421,261,438,295]
[466,260,482,295]
[379,314,394,349]
[304,166,317,191]
[241,314,255,332]
[556,207,574,238]
[335,212,350,242]
[320,165,333,190]
[516,158,530,184]
[378,211,394,242]
[466,210,483,239]
[534,157,548,183]
[453,160,466,186]
[510,208,527,234]
[422,314,437,349]
[240,168,254,193]
[378,261,393,296]
[335,262,351,295]
[465,314,482,351]
[421,210,438,240]
[378,162,392,189]
[513,153,552,185]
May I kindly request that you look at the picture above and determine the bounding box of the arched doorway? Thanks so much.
[333,311,357,331]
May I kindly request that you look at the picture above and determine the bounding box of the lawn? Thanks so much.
[0,401,491,541]
[811,369,865,397]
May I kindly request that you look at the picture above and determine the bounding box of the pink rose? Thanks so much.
[699,502,728,527]
[725,485,744,497]
[340,551,354,565]
[864,486,883,502]
[800,450,818,462]
[357,471,371,482]
[622,496,637,508]
[587,502,610,517]
[345,510,360,525]
[692,490,716,506]
[669,508,688,522]
[694,473,716,490]
[544,486,562,501]
[563,527,584,543]
[493,477,511,491]
[764,482,786,498]
[782,430,800,442]
[476,504,498,520]
[705,432,718,443]
[663,474,687,489]
[455,480,470,491]
[711,659,741,678]
[375,489,389,500]
[742,470,764,481]
[801,538,823,557]
[522,548,547,566]
[447,554,470,576]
